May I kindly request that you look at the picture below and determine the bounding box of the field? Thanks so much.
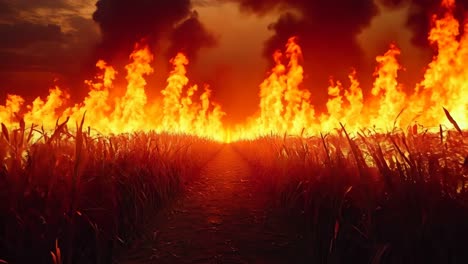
[0,3,467,261]
[0,117,467,263]
[0,120,221,263]
[234,126,468,263]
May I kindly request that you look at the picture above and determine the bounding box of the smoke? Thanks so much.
[93,0,215,62]
[231,0,378,62]
[167,11,217,61]
[0,23,65,50]
[222,0,467,107]
[379,0,468,46]
[225,0,379,106]
[0,0,101,102]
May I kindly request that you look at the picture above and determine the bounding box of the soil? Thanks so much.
[115,145,306,264]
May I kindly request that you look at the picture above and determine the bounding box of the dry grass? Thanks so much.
[0,119,221,263]
[1,113,466,263]
[234,127,468,263]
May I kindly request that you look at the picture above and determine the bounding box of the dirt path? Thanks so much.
[117,145,304,264]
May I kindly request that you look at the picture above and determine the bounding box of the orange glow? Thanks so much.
[161,53,226,140]
[0,0,466,142]
[231,0,466,140]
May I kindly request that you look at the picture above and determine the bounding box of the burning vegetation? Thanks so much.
[0,0,467,141]
[0,0,467,263]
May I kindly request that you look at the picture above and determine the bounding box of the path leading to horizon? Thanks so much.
[117,145,305,264]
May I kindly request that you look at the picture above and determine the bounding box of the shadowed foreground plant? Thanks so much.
[235,124,467,263]
[0,120,221,263]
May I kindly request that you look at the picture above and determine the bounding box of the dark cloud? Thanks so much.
[0,23,66,49]
[0,0,99,73]
[93,0,209,59]
[1,0,218,102]
[230,0,378,61]
[0,18,100,74]
[225,0,379,106]
[0,0,76,22]
[8,0,71,9]
[0,21,68,74]
[0,50,46,71]
[0,1,13,14]
[166,11,217,60]
[0,20,99,102]
[0,0,100,100]
[0,0,17,21]
[379,0,468,46]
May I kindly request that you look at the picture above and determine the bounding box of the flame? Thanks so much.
[230,0,466,140]
[63,60,116,132]
[414,0,467,128]
[25,87,69,128]
[0,0,466,142]
[161,53,225,139]
[0,43,226,141]
[0,95,24,124]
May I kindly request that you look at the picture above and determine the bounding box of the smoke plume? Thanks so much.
[227,0,380,105]
[380,0,468,46]
[93,0,215,61]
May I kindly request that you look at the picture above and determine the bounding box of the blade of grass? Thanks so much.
[1,123,9,142]
[443,107,463,136]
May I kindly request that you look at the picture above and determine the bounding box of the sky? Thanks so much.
[0,0,466,122]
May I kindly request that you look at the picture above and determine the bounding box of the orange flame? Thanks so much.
[161,53,225,139]
[0,0,466,142]
[231,0,466,140]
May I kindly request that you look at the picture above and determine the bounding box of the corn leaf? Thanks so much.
[443,107,463,135]
[1,123,9,142]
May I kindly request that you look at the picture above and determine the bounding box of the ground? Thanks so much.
[116,145,306,264]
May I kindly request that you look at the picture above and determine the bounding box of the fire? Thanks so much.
[414,0,467,128]
[231,0,466,140]
[113,45,153,132]
[0,43,226,141]
[236,37,315,139]
[0,95,24,125]
[161,53,225,139]
[370,44,406,129]
[0,0,466,142]
[25,87,69,128]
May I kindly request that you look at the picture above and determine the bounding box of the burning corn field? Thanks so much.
[0,0,467,263]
